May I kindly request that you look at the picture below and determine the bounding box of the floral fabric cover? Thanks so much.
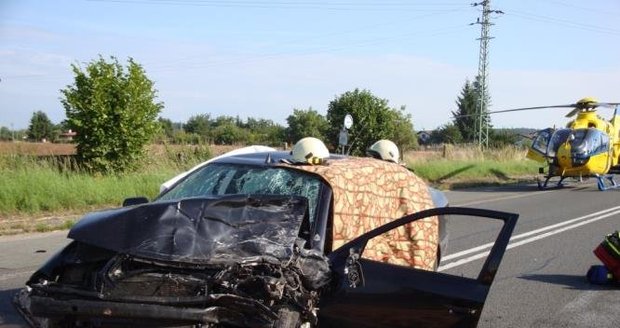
[284,157,438,271]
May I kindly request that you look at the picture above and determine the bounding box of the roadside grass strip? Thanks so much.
[438,205,620,271]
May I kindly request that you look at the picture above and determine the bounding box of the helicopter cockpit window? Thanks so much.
[570,128,610,158]
[531,128,554,156]
[547,129,572,157]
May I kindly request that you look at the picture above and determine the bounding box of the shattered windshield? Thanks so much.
[158,163,325,225]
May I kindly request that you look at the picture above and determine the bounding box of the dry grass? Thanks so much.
[404,145,539,189]
[0,141,241,157]
[404,144,529,163]
[0,142,76,156]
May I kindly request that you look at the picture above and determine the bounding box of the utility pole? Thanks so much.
[471,1,502,147]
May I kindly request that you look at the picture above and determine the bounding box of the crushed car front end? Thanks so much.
[15,195,330,328]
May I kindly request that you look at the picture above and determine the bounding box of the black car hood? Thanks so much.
[68,195,309,264]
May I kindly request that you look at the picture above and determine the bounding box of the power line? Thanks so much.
[3,9,470,80]
[506,9,620,36]
[141,7,468,70]
[86,0,468,11]
[538,0,620,17]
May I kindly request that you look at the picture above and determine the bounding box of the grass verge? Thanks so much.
[0,144,542,234]
[410,159,540,188]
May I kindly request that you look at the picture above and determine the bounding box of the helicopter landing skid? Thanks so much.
[596,174,620,191]
[537,176,567,190]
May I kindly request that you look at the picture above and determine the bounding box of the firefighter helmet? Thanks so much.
[367,139,400,163]
[291,137,330,165]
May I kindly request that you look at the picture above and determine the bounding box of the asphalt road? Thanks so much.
[442,181,620,328]
[1,180,619,327]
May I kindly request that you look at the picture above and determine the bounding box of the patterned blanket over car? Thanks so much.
[284,157,438,271]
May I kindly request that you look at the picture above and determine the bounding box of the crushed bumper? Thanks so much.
[14,288,278,328]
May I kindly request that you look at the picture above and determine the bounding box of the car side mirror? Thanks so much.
[122,197,149,207]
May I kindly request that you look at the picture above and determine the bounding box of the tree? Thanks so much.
[152,117,176,143]
[452,77,491,144]
[430,123,463,144]
[489,129,520,148]
[326,88,417,156]
[61,56,163,173]
[452,80,477,143]
[285,108,329,144]
[245,117,285,146]
[27,111,54,142]
[389,107,419,151]
[0,126,12,141]
[184,114,211,140]
[212,115,237,128]
[212,122,245,145]
[158,117,174,139]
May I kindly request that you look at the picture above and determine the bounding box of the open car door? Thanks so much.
[319,207,518,328]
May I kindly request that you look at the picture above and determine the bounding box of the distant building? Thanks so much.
[58,129,77,142]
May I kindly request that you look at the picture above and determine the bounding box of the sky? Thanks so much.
[1,0,619,132]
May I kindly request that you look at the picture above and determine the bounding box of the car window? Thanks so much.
[158,163,325,225]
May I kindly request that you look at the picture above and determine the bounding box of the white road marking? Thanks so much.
[0,269,35,281]
[454,189,557,207]
[438,206,620,271]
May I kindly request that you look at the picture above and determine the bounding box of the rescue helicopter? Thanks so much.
[495,97,620,190]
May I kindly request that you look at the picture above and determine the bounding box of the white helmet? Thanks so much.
[367,139,400,163]
[291,137,329,165]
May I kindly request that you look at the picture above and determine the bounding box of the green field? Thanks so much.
[0,143,541,233]
[405,145,540,188]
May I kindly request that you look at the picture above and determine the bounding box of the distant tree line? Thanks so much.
[10,90,419,153]
[0,126,26,141]
[154,88,419,157]
[3,55,530,174]
[0,111,67,142]
[159,114,286,147]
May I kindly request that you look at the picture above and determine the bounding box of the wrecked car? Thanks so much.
[14,151,518,328]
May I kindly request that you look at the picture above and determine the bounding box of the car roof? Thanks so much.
[209,150,348,166]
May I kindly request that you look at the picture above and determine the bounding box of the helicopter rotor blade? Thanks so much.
[452,101,620,118]
[596,102,620,108]
[487,104,576,115]
[565,107,581,118]
[453,104,574,118]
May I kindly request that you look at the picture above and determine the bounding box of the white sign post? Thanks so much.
[339,114,353,154]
